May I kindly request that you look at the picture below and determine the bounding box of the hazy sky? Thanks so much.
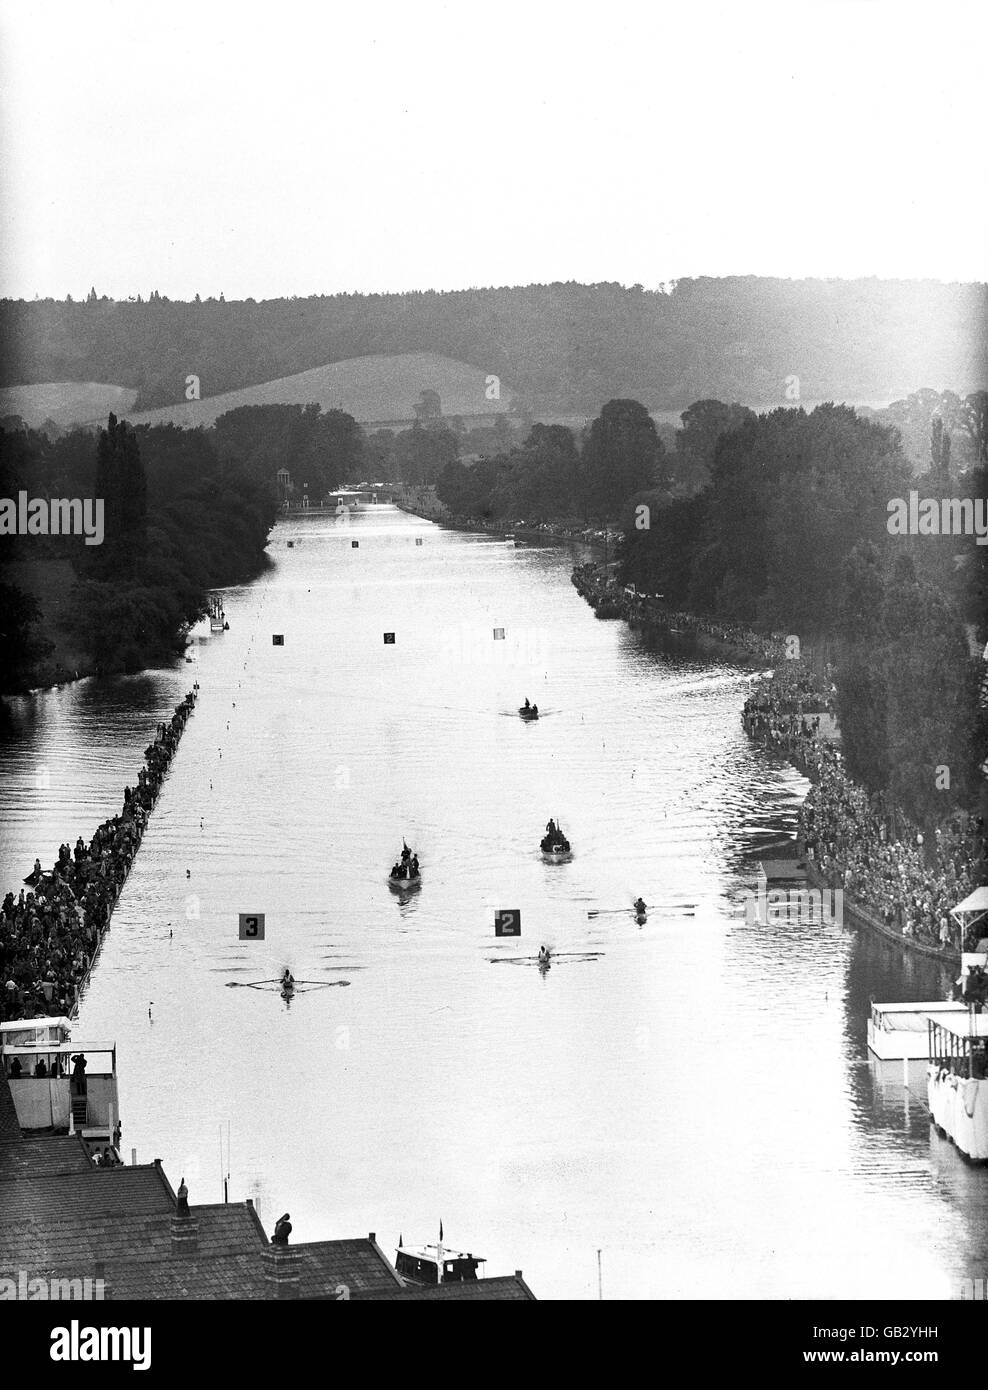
[1,0,984,300]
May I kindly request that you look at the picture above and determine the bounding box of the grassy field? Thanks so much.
[0,381,138,430]
[123,352,514,429]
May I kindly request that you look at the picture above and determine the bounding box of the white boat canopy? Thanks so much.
[950,886,988,935]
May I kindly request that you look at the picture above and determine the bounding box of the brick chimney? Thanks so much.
[171,1212,199,1255]
[170,1177,199,1255]
[262,1243,302,1299]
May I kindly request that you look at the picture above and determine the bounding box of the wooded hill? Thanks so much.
[2,278,985,415]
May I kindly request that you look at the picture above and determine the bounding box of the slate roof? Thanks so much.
[0,1195,406,1300]
[0,1069,535,1299]
[0,1134,91,1181]
[0,1163,175,1227]
[297,1238,404,1298]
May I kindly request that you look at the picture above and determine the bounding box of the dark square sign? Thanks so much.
[494,909,521,937]
[239,913,266,940]
[272,635,284,646]
[383,632,395,644]
[351,540,359,548]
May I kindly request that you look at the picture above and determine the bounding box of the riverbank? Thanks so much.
[1,551,274,697]
[0,687,199,1024]
[741,667,984,965]
[567,552,985,964]
[392,489,618,549]
[571,561,789,666]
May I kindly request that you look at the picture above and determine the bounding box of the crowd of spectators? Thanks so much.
[572,563,789,661]
[742,662,837,738]
[802,764,985,952]
[0,687,198,1023]
[743,666,986,953]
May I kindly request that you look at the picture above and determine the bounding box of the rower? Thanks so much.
[282,969,294,989]
[634,897,647,915]
[538,945,550,964]
[401,843,412,863]
[531,704,538,716]
[545,818,557,838]
[410,854,419,875]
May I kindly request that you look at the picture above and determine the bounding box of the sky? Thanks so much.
[0,0,985,300]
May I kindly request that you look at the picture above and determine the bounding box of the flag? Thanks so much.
[398,1233,403,1248]
[439,1220,443,1243]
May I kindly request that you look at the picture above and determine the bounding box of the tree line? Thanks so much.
[2,278,984,415]
[0,413,278,692]
[617,403,988,827]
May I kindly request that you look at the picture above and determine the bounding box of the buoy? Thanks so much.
[186,869,191,878]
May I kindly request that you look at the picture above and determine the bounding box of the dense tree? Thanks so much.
[881,556,981,826]
[394,422,459,484]
[0,418,277,689]
[618,493,709,603]
[699,405,909,632]
[509,424,579,520]
[0,582,53,691]
[211,403,363,497]
[92,413,146,574]
[834,542,891,792]
[672,399,756,491]
[582,399,666,521]
[930,414,952,484]
[958,390,988,466]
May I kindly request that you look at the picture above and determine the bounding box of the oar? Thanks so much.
[588,903,696,917]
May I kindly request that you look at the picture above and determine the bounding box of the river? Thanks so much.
[1,504,985,1300]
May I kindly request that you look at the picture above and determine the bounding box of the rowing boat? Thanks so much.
[388,870,422,891]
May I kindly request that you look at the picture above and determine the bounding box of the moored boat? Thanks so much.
[867,1001,971,1060]
[927,1013,988,1160]
[395,1239,485,1287]
[868,949,988,1059]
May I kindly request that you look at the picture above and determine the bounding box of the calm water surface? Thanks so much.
[1,506,985,1299]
